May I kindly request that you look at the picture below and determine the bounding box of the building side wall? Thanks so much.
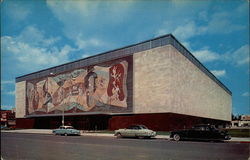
[133,45,231,121]
[16,81,26,118]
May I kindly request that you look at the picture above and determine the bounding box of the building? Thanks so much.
[231,115,250,127]
[15,34,232,131]
[1,109,16,127]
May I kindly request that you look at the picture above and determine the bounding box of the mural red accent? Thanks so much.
[107,64,125,101]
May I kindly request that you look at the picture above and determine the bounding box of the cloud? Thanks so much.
[211,70,226,78]
[242,92,249,97]
[155,3,246,41]
[1,26,74,74]
[5,2,31,21]
[1,80,15,85]
[227,44,249,66]
[16,26,61,47]
[1,105,15,110]
[81,53,94,59]
[204,12,245,34]
[192,48,221,63]
[5,90,15,96]
[184,43,249,67]
[46,0,133,51]
[75,36,109,50]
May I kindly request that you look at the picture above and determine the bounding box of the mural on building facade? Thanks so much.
[26,60,128,115]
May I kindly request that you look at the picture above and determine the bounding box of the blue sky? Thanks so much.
[1,0,249,115]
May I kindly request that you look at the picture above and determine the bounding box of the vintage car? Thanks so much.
[52,126,81,136]
[170,124,231,141]
[114,125,156,138]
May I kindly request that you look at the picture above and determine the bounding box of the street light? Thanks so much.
[62,107,64,126]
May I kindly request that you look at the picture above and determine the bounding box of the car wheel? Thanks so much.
[65,133,68,136]
[116,133,122,138]
[173,134,181,141]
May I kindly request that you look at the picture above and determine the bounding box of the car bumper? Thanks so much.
[224,135,231,140]
[150,132,157,137]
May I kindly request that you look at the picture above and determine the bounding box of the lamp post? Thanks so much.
[62,107,64,126]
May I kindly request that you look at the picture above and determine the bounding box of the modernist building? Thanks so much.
[15,34,232,131]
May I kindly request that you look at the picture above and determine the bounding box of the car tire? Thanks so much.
[116,133,122,138]
[173,134,181,141]
[65,133,68,136]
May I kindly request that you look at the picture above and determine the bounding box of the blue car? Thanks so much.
[52,126,81,136]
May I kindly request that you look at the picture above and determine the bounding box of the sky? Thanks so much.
[1,0,249,115]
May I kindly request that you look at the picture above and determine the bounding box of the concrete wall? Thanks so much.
[15,81,26,118]
[133,45,231,121]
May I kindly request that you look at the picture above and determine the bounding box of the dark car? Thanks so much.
[170,124,231,141]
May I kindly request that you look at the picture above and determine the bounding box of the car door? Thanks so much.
[126,126,137,137]
[199,126,210,140]
[57,126,64,135]
[188,126,203,139]
[133,126,142,137]
[207,127,221,140]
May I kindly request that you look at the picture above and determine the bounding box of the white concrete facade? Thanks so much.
[133,45,232,121]
[15,81,26,118]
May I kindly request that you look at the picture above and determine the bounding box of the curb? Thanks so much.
[2,130,250,143]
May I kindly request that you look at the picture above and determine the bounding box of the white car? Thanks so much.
[114,125,156,138]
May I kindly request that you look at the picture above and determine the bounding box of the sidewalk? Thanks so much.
[2,129,250,143]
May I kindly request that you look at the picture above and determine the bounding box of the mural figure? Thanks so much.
[84,69,98,109]
[26,60,128,115]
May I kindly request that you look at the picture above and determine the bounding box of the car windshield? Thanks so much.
[139,125,148,129]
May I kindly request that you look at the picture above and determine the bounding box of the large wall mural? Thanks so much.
[26,58,132,115]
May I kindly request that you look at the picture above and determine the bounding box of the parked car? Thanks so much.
[114,125,156,138]
[52,126,81,136]
[170,124,231,141]
[1,126,8,130]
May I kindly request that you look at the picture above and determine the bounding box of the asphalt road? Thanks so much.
[1,133,249,160]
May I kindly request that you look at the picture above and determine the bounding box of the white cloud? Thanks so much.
[16,26,61,47]
[229,45,249,66]
[81,53,94,59]
[211,70,226,78]
[1,80,15,85]
[46,0,133,49]
[5,2,31,21]
[192,48,220,63]
[1,26,74,73]
[155,3,246,41]
[5,90,15,96]
[204,12,245,34]
[1,105,15,110]
[76,36,108,50]
[172,21,204,40]
[242,92,249,97]
[185,44,249,67]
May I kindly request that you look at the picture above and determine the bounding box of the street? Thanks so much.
[1,132,249,160]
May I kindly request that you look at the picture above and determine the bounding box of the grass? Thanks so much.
[226,128,250,137]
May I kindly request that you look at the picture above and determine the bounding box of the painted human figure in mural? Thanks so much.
[42,78,53,113]
[27,82,39,114]
[84,68,98,109]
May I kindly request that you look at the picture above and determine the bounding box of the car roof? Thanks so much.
[60,125,72,127]
[193,124,212,127]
